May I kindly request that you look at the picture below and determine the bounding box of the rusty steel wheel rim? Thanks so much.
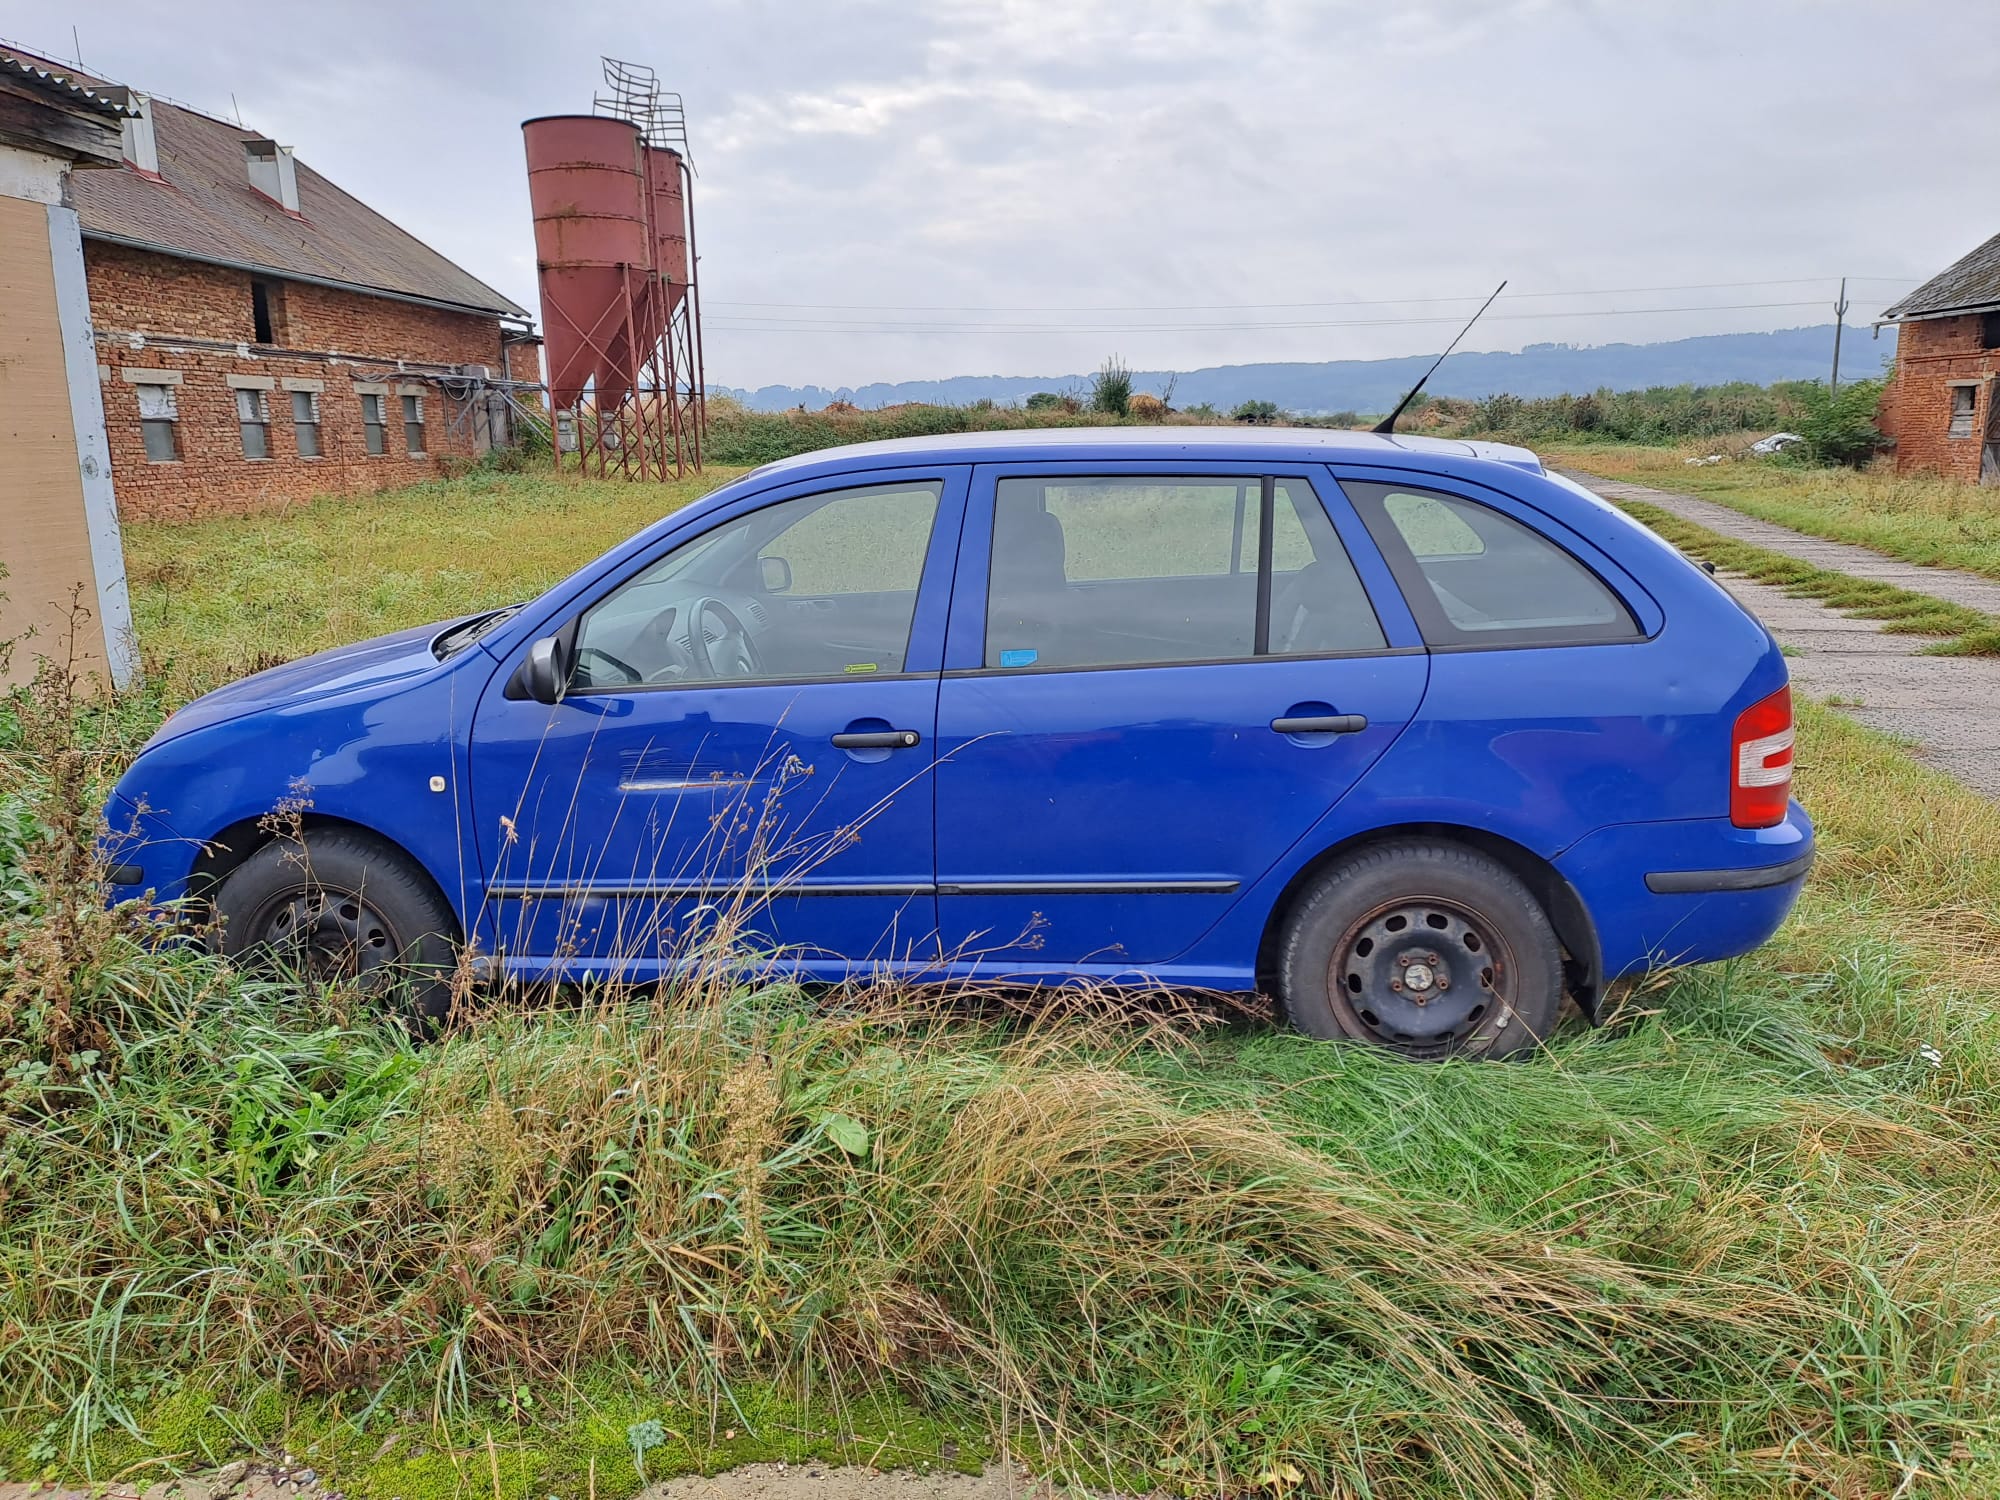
[1326,893,1516,1055]
[250,885,400,986]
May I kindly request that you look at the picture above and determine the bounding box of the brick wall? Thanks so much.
[1877,313,1999,482]
[84,241,515,521]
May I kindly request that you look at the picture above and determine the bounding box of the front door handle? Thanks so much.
[1270,714,1368,735]
[831,729,922,749]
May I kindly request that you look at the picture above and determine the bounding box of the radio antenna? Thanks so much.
[1373,279,1507,435]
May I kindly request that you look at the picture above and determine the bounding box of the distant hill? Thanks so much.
[716,324,1897,415]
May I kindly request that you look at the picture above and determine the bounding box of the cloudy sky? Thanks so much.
[9,0,1997,389]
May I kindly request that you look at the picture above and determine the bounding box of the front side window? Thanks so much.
[136,382,179,462]
[361,393,387,454]
[1347,481,1638,646]
[984,475,1383,671]
[1949,385,1978,439]
[571,480,943,692]
[402,393,426,454]
[235,388,270,459]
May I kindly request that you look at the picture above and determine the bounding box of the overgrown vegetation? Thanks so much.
[6,631,2000,1495]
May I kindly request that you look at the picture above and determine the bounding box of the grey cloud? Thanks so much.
[12,0,1998,388]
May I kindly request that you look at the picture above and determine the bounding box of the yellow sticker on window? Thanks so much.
[844,662,879,674]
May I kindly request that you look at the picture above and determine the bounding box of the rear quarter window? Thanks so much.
[1346,481,1640,647]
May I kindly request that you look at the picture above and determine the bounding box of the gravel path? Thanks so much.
[1565,470,2000,802]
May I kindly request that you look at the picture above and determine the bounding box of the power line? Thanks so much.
[705,275,1924,316]
[706,298,1839,336]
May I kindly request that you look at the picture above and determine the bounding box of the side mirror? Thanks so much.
[759,554,793,594]
[520,634,570,704]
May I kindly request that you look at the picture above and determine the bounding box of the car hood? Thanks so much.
[142,618,457,750]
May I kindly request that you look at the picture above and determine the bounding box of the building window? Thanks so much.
[1949,385,1978,439]
[1983,311,2000,351]
[136,382,179,462]
[292,391,321,457]
[402,392,426,455]
[361,393,387,454]
[251,279,287,345]
[236,388,271,458]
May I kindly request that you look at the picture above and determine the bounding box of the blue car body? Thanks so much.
[106,428,1812,1009]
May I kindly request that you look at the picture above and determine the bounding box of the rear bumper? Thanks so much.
[1644,846,1815,894]
[1558,802,1814,979]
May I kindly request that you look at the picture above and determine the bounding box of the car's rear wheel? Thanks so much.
[1278,840,1563,1060]
[214,828,460,1026]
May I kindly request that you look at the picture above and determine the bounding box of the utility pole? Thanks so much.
[1830,276,1849,391]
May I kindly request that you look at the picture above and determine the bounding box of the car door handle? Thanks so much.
[831,729,922,749]
[1270,714,1368,735]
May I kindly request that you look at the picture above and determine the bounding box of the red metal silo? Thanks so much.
[522,114,649,408]
[645,145,690,311]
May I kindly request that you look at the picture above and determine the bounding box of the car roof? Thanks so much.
[736,425,1545,482]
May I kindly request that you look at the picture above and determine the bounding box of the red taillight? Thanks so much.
[1731,685,1794,828]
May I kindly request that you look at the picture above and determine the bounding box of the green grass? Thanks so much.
[1611,496,2000,656]
[124,466,747,700]
[7,464,2000,1496]
[1545,440,2000,582]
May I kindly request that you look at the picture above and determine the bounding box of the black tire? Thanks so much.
[1277,840,1563,1060]
[214,828,460,1025]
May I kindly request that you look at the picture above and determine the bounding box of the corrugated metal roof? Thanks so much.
[0,46,526,320]
[1880,230,2000,322]
[0,51,134,118]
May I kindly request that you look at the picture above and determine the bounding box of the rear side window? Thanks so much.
[1346,481,1639,646]
[984,475,1385,671]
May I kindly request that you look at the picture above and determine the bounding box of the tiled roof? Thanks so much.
[0,46,526,319]
[1880,230,2000,322]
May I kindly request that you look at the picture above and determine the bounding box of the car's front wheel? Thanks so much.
[1278,840,1563,1060]
[213,827,460,1025]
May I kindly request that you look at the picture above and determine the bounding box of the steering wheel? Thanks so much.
[684,596,763,680]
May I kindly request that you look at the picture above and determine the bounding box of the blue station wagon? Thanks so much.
[105,428,1813,1059]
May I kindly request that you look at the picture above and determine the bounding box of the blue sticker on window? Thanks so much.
[999,648,1038,668]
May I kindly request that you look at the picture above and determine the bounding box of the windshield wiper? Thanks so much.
[434,605,523,660]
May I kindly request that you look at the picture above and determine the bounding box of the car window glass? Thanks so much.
[985,475,1384,670]
[1383,491,1483,557]
[572,480,942,690]
[1351,481,1637,644]
[762,486,934,595]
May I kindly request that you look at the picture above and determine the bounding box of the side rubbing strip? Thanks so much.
[937,879,1239,897]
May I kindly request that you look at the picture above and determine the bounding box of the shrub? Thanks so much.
[1125,391,1167,421]
[1791,377,1887,468]
[1023,392,1063,411]
[1090,356,1132,417]
[1232,399,1280,423]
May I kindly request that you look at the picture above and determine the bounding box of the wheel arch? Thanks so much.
[189,812,466,940]
[1253,822,1604,1020]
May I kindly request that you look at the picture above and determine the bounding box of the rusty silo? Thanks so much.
[521,59,704,481]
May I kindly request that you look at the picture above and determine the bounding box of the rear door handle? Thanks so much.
[831,729,922,749]
[1270,714,1368,735]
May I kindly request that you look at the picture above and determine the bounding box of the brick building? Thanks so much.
[0,45,540,522]
[1877,230,2000,485]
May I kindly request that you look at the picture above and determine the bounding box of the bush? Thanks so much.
[1090,356,1132,417]
[1023,392,1063,411]
[1791,377,1887,468]
[1232,399,1280,423]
